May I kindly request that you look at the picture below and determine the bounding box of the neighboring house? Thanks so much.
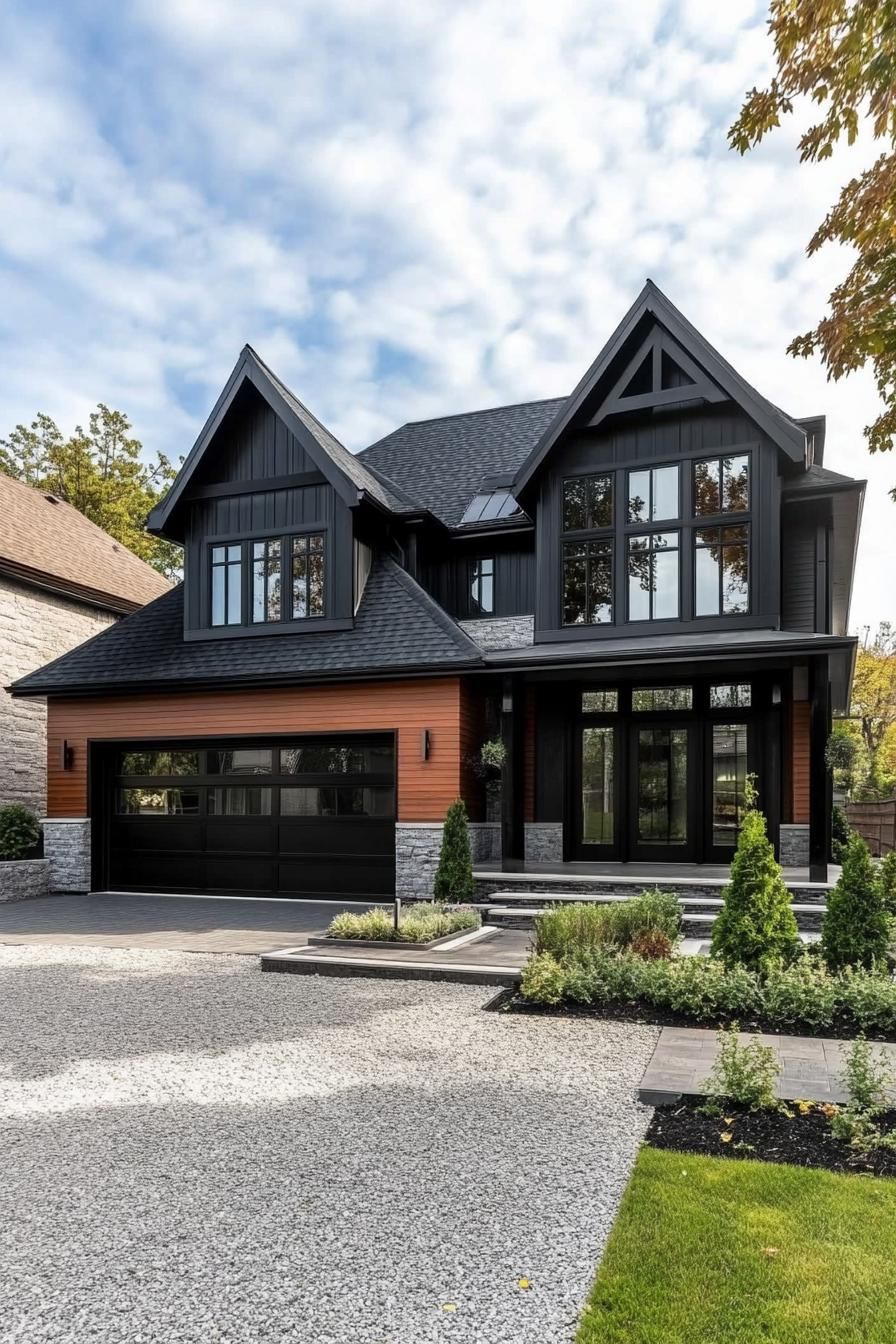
[11,281,863,898]
[0,473,171,815]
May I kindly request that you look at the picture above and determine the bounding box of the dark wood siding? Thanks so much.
[420,541,535,619]
[47,680,464,822]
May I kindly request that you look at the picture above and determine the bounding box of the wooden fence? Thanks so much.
[845,800,896,857]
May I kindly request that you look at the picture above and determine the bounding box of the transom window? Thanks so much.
[563,539,613,625]
[211,545,242,627]
[694,454,749,515]
[627,531,680,621]
[563,473,613,531]
[582,690,618,713]
[710,683,752,709]
[695,525,749,615]
[470,557,495,615]
[632,686,693,711]
[627,465,679,523]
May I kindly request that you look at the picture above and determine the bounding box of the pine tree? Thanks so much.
[433,799,474,903]
[711,783,798,970]
[822,832,889,971]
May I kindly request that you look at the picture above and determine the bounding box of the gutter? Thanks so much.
[0,559,149,617]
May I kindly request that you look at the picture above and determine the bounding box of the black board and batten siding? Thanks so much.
[419,542,535,620]
[535,407,783,641]
[182,384,354,637]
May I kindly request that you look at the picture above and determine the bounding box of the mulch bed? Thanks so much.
[647,1099,896,1177]
[488,989,896,1043]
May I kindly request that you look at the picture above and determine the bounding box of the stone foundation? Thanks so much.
[523,823,563,864]
[0,858,49,902]
[395,823,444,899]
[42,818,91,892]
[458,615,534,651]
[779,824,810,867]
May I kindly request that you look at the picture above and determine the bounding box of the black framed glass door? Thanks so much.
[705,719,751,862]
[629,722,696,861]
[572,720,619,858]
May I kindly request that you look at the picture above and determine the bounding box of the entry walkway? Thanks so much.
[0,892,383,955]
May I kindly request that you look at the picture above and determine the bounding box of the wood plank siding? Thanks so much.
[791,699,810,824]
[47,678,466,822]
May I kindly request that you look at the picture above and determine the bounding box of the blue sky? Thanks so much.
[0,0,890,633]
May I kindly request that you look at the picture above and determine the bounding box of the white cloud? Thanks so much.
[0,0,890,633]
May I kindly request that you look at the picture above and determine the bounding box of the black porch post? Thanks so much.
[500,674,526,871]
[808,655,831,882]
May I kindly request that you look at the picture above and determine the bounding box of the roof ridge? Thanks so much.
[360,394,568,449]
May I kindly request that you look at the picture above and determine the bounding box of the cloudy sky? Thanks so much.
[0,0,890,634]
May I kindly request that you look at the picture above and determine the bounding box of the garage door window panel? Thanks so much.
[280,785,394,817]
[207,748,273,775]
[118,788,201,816]
[208,787,272,816]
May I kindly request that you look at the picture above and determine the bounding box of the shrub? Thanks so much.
[615,889,681,945]
[629,928,674,961]
[327,903,479,943]
[710,785,798,970]
[533,890,680,961]
[433,799,474,902]
[328,907,394,940]
[879,851,896,916]
[520,952,567,1005]
[762,960,837,1030]
[830,1036,896,1153]
[704,1023,780,1110]
[831,804,852,862]
[822,832,889,971]
[0,804,41,860]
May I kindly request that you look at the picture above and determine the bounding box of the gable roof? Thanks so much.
[0,473,171,614]
[147,346,407,538]
[511,280,809,498]
[359,397,566,528]
[9,555,482,697]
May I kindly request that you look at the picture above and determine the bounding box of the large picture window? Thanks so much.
[209,532,326,628]
[627,531,680,621]
[695,524,750,615]
[563,539,613,625]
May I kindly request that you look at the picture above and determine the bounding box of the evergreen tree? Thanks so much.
[711,782,798,970]
[822,832,889,971]
[879,850,896,917]
[433,799,474,903]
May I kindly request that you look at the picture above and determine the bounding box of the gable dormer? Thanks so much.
[147,347,392,641]
[510,281,809,643]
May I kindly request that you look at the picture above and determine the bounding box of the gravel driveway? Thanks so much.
[0,946,656,1344]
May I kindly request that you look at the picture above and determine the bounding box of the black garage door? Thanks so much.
[96,735,395,898]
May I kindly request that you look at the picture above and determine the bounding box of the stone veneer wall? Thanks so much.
[457,615,534,651]
[42,819,91,893]
[396,820,565,898]
[0,575,115,814]
[0,859,49,902]
[778,824,811,867]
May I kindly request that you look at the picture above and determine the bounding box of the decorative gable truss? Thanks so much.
[587,327,727,430]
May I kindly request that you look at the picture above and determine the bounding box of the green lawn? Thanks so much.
[577,1147,896,1343]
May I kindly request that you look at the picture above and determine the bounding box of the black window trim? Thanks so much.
[206,524,329,631]
[694,521,752,619]
[468,555,495,617]
[625,460,681,527]
[625,526,681,623]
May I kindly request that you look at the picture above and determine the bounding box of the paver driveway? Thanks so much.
[0,946,657,1344]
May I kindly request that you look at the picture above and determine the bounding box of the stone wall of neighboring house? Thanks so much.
[0,575,116,815]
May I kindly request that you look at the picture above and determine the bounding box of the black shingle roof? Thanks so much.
[10,557,482,696]
[359,398,566,528]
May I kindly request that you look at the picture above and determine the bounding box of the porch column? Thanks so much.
[500,674,526,871]
[808,654,831,882]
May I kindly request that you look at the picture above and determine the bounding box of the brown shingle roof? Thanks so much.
[0,473,172,613]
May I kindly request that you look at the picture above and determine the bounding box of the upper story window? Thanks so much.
[627,531,680,621]
[211,544,242,627]
[292,534,325,618]
[695,524,749,615]
[470,557,495,615]
[627,465,679,523]
[694,454,749,515]
[562,473,614,626]
[252,540,282,623]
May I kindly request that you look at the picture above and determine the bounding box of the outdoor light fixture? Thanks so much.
[771,684,782,705]
[421,728,431,761]
[501,692,513,713]
[61,740,74,771]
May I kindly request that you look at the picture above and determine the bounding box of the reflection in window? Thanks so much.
[695,525,750,615]
[581,727,614,844]
[627,465,679,523]
[632,687,693,711]
[279,744,393,775]
[693,454,750,515]
[118,788,200,815]
[636,727,688,845]
[208,787,272,816]
[563,474,613,531]
[280,786,395,817]
[118,751,199,776]
[292,534,325,618]
[207,749,272,775]
[582,690,618,713]
[470,558,495,615]
[711,723,749,847]
[710,683,752,709]
[627,531,680,621]
[563,540,613,625]
[252,539,282,623]
[211,544,242,626]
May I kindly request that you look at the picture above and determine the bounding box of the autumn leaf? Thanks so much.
[517,1279,532,1291]
[720,1132,734,1143]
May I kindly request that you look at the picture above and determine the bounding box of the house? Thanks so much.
[0,473,170,820]
[10,282,863,898]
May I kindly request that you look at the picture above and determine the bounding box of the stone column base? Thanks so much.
[0,859,50,902]
[779,824,810,867]
[42,818,91,892]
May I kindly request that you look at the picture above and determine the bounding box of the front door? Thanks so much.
[572,718,620,860]
[629,722,697,861]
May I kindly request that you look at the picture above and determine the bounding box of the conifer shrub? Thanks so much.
[878,850,896,916]
[710,782,798,970]
[0,804,41,860]
[821,832,889,971]
[433,799,474,902]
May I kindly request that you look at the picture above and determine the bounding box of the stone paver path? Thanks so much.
[640,1025,896,1104]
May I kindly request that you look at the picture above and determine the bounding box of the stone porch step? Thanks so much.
[486,888,826,933]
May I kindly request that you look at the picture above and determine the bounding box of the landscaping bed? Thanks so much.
[646,1099,896,1177]
[322,902,480,945]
